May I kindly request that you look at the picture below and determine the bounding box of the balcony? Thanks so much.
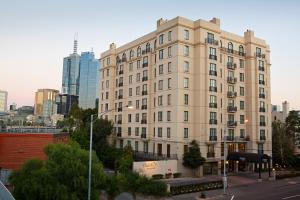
[227,62,237,70]
[205,38,218,46]
[260,122,266,126]
[227,121,237,127]
[143,63,148,68]
[207,152,215,158]
[227,106,237,113]
[117,120,122,124]
[226,135,235,141]
[142,91,148,95]
[117,132,122,137]
[209,103,217,108]
[142,105,147,110]
[141,133,147,139]
[227,91,237,98]
[259,80,265,85]
[141,119,147,124]
[259,66,265,71]
[118,70,124,75]
[209,86,217,92]
[117,107,122,112]
[133,151,178,161]
[260,135,266,141]
[259,107,266,112]
[142,76,148,82]
[209,54,217,61]
[209,135,217,141]
[209,119,217,125]
[259,93,265,99]
[118,82,123,87]
[255,52,266,58]
[209,70,217,76]
[118,95,123,99]
[227,77,237,84]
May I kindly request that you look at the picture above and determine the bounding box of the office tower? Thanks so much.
[56,94,79,117]
[99,17,271,175]
[0,90,8,112]
[34,89,59,118]
[78,51,100,109]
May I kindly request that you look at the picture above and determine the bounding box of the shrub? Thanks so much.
[165,173,172,179]
[138,180,168,196]
[173,172,182,178]
[152,174,164,180]
[170,180,223,195]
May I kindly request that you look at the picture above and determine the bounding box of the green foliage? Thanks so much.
[9,142,106,200]
[71,128,89,149]
[98,144,123,169]
[173,172,182,178]
[115,145,134,174]
[183,140,206,169]
[152,174,164,179]
[170,180,223,195]
[285,110,300,136]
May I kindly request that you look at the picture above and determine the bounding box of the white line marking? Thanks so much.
[230,195,235,200]
[282,194,300,199]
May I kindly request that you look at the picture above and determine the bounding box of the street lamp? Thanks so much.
[88,105,133,200]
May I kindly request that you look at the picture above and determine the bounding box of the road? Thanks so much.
[172,176,300,200]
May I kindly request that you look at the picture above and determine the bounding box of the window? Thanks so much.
[240,87,245,96]
[228,42,233,53]
[136,86,140,95]
[168,62,172,73]
[209,47,217,60]
[184,111,188,122]
[183,45,189,56]
[106,69,109,76]
[167,94,171,105]
[106,80,109,88]
[128,127,131,136]
[256,47,262,55]
[209,79,217,87]
[129,75,133,84]
[184,78,189,88]
[240,73,244,82]
[129,88,132,96]
[158,95,163,106]
[136,100,140,109]
[137,46,141,57]
[184,94,189,105]
[129,63,133,71]
[240,115,245,124]
[167,111,171,121]
[209,63,217,76]
[167,127,171,138]
[168,31,172,41]
[239,59,244,68]
[158,127,162,137]
[159,49,164,59]
[143,70,148,79]
[135,113,139,122]
[168,46,172,57]
[128,114,132,123]
[240,129,245,138]
[158,80,163,90]
[142,84,147,93]
[260,129,266,140]
[184,128,189,138]
[209,128,217,139]
[158,111,163,121]
[159,34,164,44]
[135,141,139,151]
[259,74,265,84]
[159,64,163,75]
[146,43,150,53]
[240,101,245,110]
[210,95,217,106]
[137,60,141,69]
[207,32,214,41]
[239,45,244,55]
[184,61,189,72]
[105,92,109,99]
[184,30,189,40]
[107,57,110,65]
[143,141,148,153]
[130,50,134,59]
[136,73,140,82]
[210,112,217,120]
[168,78,171,89]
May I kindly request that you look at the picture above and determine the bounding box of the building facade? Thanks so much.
[99,17,271,175]
[62,39,80,96]
[56,94,79,117]
[78,51,100,109]
[0,90,8,112]
[34,89,59,118]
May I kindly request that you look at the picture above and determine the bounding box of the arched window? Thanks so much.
[228,42,233,53]
[239,45,244,56]
[146,43,151,53]
[137,46,141,57]
[122,53,126,61]
[130,50,134,59]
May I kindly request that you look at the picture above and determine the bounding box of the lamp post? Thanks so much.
[88,105,133,200]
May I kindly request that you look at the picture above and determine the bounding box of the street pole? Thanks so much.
[223,128,227,195]
[88,114,93,200]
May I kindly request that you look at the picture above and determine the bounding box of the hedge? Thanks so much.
[170,180,223,195]
[152,174,164,180]
[173,172,182,178]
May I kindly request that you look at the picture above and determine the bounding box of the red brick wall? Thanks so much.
[0,133,69,170]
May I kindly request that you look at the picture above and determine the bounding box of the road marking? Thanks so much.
[230,195,235,200]
[282,194,300,199]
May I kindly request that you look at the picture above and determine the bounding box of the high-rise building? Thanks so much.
[99,17,271,175]
[56,94,79,117]
[271,101,290,122]
[34,89,59,118]
[0,90,8,112]
[78,52,100,109]
[62,39,80,95]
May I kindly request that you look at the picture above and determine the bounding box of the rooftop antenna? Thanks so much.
[73,32,78,54]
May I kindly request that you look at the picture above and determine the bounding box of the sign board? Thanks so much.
[133,160,178,177]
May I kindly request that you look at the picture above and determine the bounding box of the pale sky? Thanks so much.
[0,0,299,109]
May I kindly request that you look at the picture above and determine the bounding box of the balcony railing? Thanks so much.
[209,86,217,92]
[220,47,246,57]
[143,63,148,68]
[142,91,148,95]
[259,66,265,71]
[141,119,147,124]
[259,80,265,85]
[118,95,123,99]
[209,103,217,108]
[260,122,266,126]
[226,135,235,141]
[227,121,237,127]
[255,52,266,58]
[142,76,148,82]
[118,70,124,75]
[207,152,215,158]
[227,62,237,70]
[205,38,219,46]
[209,119,217,124]
[209,54,217,61]
[133,151,178,161]
[260,135,266,141]
[209,70,217,76]
[141,105,147,110]
[118,82,123,87]
[117,107,122,112]
[209,135,217,141]
[141,133,147,138]
[227,106,237,112]
[227,91,237,98]
[259,107,266,112]
[227,77,237,84]
[259,93,266,99]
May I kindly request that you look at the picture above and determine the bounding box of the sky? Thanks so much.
[0,0,300,109]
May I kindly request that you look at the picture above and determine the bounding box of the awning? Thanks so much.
[227,152,270,163]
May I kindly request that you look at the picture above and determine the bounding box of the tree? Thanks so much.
[286,110,300,137]
[9,142,106,200]
[115,145,134,174]
[71,128,89,149]
[183,140,206,174]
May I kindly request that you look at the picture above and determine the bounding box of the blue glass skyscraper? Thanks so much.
[78,51,100,109]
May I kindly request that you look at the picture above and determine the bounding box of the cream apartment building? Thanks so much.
[99,17,271,175]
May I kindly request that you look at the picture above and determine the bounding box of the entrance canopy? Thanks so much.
[227,152,270,163]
